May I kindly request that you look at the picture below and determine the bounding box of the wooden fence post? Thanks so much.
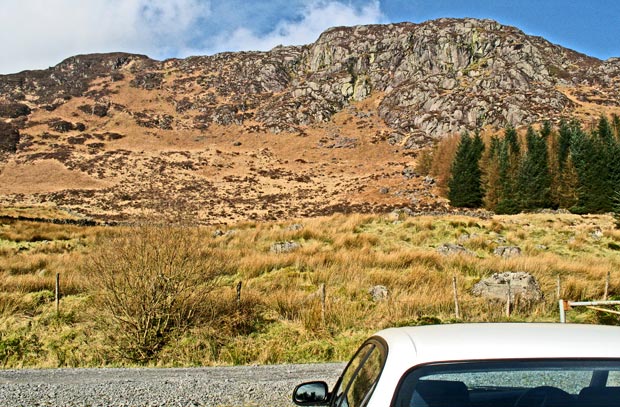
[506,280,511,318]
[236,281,242,308]
[55,273,60,315]
[320,283,326,326]
[452,276,460,320]
[604,271,610,300]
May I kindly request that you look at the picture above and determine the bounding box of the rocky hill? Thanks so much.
[1,18,619,224]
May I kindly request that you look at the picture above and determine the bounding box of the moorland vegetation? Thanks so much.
[1,208,618,368]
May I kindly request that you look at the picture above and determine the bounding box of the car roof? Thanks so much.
[376,323,620,365]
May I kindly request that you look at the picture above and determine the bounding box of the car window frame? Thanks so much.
[390,358,620,407]
[331,337,388,407]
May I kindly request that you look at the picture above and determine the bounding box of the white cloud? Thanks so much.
[0,0,212,74]
[200,0,385,56]
[0,0,383,74]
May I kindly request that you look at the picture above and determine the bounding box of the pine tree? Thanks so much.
[613,190,620,229]
[609,137,620,208]
[448,132,485,208]
[570,120,613,213]
[517,126,552,210]
[556,155,580,209]
[495,126,522,214]
[557,120,574,171]
[597,114,614,143]
[540,120,553,138]
[482,136,502,210]
[505,125,520,156]
[612,114,620,139]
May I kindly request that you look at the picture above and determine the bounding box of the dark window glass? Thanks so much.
[393,360,620,407]
[333,342,385,407]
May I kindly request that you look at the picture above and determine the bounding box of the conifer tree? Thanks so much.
[612,114,620,138]
[482,136,502,210]
[570,120,613,213]
[557,120,574,171]
[517,126,552,210]
[495,126,522,214]
[556,155,580,209]
[597,114,614,143]
[540,120,552,138]
[613,190,620,229]
[448,132,485,208]
[504,125,521,157]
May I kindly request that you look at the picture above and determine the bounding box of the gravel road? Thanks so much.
[0,363,345,407]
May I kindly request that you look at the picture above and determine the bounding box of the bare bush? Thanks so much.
[87,225,227,363]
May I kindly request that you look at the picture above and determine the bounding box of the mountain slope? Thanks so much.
[1,18,619,223]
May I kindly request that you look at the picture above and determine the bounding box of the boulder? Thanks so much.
[401,167,418,179]
[493,246,522,258]
[437,243,473,256]
[591,229,604,240]
[270,241,301,253]
[368,285,389,301]
[472,272,543,303]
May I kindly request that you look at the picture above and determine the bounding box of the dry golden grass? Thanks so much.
[1,210,619,367]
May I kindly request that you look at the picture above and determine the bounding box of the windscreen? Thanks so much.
[393,360,620,407]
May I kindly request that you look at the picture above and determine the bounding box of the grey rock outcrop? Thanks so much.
[437,243,474,256]
[297,18,590,139]
[2,18,615,146]
[472,272,543,303]
[270,241,301,253]
[493,246,522,258]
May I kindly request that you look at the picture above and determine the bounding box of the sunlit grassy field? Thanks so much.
[1,206,619,368]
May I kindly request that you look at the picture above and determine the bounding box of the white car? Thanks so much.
[293,323,620,407]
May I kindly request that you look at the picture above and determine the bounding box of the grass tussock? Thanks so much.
[1,210,619,367]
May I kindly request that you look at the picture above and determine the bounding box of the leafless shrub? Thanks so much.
[86,225,227,363]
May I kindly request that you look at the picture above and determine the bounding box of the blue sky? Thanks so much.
[1,0,618,74]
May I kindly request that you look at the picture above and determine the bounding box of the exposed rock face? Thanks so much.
[0,19,615,142]
[294,18,599,138]
[0,53,149,104]
[472,272,543,303]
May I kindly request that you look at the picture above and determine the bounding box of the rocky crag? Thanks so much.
[1,18,619,223]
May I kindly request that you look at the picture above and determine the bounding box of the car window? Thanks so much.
[394,360,620,407]
[333,342,384,407]
[428,370,593,394]
[608,370,620,386]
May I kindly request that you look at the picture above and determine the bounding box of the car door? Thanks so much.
[331,339,386,407]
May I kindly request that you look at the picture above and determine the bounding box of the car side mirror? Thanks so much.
[293,381,330,406]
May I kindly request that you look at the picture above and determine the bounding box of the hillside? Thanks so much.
[1,18,620,224]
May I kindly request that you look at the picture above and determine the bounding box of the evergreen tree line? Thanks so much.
[447,115,620,215]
